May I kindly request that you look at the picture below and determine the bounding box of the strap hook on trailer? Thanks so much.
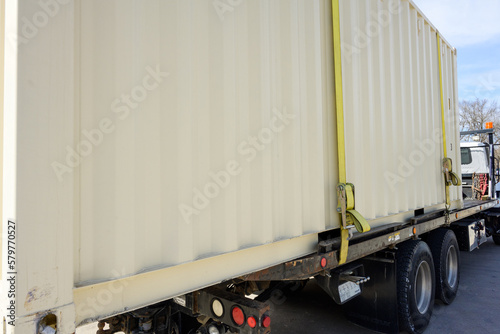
[337,183,370,264]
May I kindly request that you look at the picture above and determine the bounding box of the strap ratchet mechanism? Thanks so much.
[337,183,371,240]
[443,158,461,187]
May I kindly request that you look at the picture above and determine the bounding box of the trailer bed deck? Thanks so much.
[241,199,499,282]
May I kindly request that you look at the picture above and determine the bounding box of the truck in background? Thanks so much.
[461,142,491,198]
[460,127,498,200]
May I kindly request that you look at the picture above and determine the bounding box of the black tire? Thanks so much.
[493,235,500,245]
[427,229,460,305]
[397,240,435,334]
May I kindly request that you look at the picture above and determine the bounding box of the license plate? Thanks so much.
[338,281,361,303]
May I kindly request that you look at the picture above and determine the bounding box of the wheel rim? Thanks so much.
[415,260,432,314]
[446,245,458,288]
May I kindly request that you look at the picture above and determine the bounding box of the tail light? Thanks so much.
[231,306,245,326]
[262,315,271,328]
[247,316,257,328]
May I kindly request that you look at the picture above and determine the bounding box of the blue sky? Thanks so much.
[413,0,500,103]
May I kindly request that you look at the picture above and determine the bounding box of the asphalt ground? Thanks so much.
[77,238,500,334]
[271,238,500,334]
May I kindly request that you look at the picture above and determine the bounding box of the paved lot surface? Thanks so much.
[77,238,500,334]
[271,238,500,334]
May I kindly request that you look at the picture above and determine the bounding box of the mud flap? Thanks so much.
[342,251,399,334]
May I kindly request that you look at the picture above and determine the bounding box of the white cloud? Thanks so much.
[412,0,500,47]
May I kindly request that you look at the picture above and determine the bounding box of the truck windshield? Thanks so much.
[461,147,472,165]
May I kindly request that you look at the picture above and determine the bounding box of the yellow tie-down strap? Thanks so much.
[345,184,370,233]
[337,183,371,264]
[437,34,461,206]
[443,158,462,205]
[332,0,370,265]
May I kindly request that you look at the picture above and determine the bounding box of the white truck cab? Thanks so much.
[461,142,491,198]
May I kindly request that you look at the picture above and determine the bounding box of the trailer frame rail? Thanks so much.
[241,200,499,282]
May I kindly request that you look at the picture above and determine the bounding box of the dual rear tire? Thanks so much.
[397,240,435,334]
[396,229,460,334]
[427,229,460,305]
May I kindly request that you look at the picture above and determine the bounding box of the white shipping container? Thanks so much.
[1,0,462,332]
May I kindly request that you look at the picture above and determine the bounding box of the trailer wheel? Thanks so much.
[493,235,500,245]
[427,229,460,304]
[397,240,435,334]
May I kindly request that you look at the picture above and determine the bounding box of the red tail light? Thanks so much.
[262,315,271,328]
[247,316,257,328]
[231,306,245,326]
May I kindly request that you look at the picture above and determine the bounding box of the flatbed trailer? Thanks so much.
[93,199,500,334]
[243,199,499,282]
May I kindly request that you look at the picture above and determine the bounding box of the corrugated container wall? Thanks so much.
[340,0,461,223]
[75,0,337,284]
[75,0,460,286]
[1,0,462,329]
